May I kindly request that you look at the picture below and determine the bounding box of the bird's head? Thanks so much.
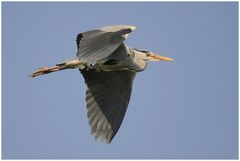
[134,49,174,62]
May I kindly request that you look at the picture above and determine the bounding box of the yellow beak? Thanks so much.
[149,53,175,61]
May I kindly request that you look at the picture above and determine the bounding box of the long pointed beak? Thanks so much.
[149,53,174,61]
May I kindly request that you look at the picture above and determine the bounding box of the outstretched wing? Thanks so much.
[76,25,136,65]
[81,69,136,143]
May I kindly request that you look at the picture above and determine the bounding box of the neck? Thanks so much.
[128,47,148,71]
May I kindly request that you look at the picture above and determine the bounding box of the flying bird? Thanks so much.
[30,25,174,143]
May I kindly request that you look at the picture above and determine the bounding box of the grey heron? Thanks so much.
[30,25,174,143]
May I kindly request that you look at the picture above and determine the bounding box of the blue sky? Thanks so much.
[2,2,238,159]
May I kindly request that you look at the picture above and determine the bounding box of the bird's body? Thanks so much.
[30,25,174,143]
[61,44,147,72]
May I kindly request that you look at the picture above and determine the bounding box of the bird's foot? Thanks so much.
[29,66,62,78]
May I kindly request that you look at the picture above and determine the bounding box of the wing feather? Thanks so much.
[76,25,136,65]
[81,69,136,143]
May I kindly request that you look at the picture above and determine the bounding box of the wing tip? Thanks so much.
[90,129,114,144]
[129,25,136,31]
[100,25,136,32]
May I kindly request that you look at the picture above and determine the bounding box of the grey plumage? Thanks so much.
[30,25,174,144]
[76,25,136,65]
[82,69,135,143]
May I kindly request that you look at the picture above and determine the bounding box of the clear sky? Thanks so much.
[2,2,238,159]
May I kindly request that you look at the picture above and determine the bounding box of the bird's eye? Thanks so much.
[146,53,151,57]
